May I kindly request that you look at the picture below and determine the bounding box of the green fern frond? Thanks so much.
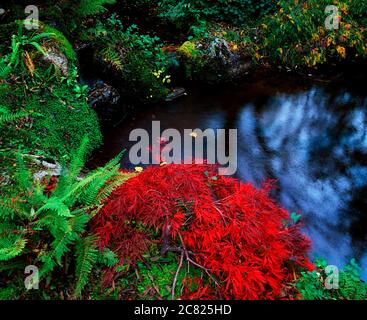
[75,235,98,297]
[0,61,12,79]
[39,229,74,275]
[0,222,19,234]
[0,287,17,300]
[39,211,90,277]
[0,202,19,220]
[79,168,117,206]
[0,236,26,261]
[77,0,116,17]
[97,248,118,268]
[54,136,89,200]
[99,47,124,71]
[0,259,26,272]
[103,151,124,170]
[27,181,47,209]
[34,214,70,235]
[15,153,32,193]
[69,211,90,235]
[0,137,130,294]
[61,167,115,206]
[37,197,73,218]
[0,110,28,126]
[96,172,136,203]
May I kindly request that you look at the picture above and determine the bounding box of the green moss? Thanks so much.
[178,41,200,59]
[41,24,78,65]
[136,253,187,300]
[0,82,101,159]
[0,23,101,160]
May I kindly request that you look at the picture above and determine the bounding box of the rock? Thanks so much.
[178,35,253,83]
[88,80,131,130]
[29,155,62,181]
[165,87,187,102]
[43,48,69,76]
[207,37,236,65]
[88,80,121,108]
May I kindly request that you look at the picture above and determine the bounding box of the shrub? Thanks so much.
[0,139,133,299]
[260,0,367,68]
[296,258,367,300]
[158,0,275,27]
[86,15,170,102]
[93,164,312,299]
[0,0,116,34]
[350,0,367,25]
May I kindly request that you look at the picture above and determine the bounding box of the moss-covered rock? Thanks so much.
[0,23,102,160]
[176,25,254,83]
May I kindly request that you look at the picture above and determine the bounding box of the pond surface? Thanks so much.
[94,71,367,278]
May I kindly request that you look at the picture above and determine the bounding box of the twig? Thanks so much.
[160,224,172,257]
[186,256,220,287]
[178,233,220,287]
[147,271,161,297]
[171,252,184,300]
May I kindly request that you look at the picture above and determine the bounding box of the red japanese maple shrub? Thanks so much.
[92,164,313,299]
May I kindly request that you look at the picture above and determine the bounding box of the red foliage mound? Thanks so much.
[93,164,313,299]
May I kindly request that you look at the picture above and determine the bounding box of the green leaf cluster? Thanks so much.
[296,258,367,300]
[0,138,131,299]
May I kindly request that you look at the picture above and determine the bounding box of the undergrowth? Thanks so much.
[0,138,133,299]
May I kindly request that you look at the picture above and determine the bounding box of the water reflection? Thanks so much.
[236,87,367,277]
[95,75,367,278]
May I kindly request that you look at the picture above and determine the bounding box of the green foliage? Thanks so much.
[132,251,204,300]
[296,258,367,300]
[76,0,116,16]
[2,0,116,34]
[176,23,251,82]
[158,0,275,27]
[178,41,200,59]
[339,259,367,300]
[0,81,102,159]
[0,139,131,299]
[136,253,186,299]
[97,248,118,268]
[0,106,28,127]
[75,236,99,297]
[0,21,77,79]
[87,15,170,102]
[0,24,102,159]
[177,40,206,79]
[350,0,367,25]
[260,0,367,68]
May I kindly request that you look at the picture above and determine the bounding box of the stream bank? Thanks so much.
[89,69,367,280]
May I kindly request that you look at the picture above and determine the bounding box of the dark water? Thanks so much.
[94,72,367,278]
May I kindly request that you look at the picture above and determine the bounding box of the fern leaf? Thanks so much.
[99,47,124,72]
[96,172,136,203]
[0,110,28,126]
[77,0,116,17]
[54,136,89,199]
[97,248,118,268]
[37,197,73,217]
[79,169,117,206]
[14,153,32,193]
[0,202,18,220]
[0,236,26,261]
[75,236,98,297]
